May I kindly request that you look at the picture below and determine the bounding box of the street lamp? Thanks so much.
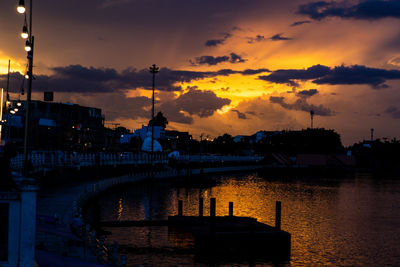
[17,0,34,176]
[17,0,25,14]
[24,40,31,52]
[21,25,28,39]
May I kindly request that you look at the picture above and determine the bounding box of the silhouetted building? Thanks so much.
[164,130,191,141]
[3,100,105,150]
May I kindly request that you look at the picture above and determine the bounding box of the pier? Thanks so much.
[99,198,291,262]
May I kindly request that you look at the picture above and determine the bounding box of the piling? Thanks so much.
[229,202,233,217]
[178,200,183,216]
[199,198,203,217]
[210,198,216,217]
[275,201,281,231]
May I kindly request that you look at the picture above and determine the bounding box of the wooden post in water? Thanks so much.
[178,200,183,216]
[229,202,233,217]
[199,198,203,217]
[210,198,216,217]
[275,201,281,231]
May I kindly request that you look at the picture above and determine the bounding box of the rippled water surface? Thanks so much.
[87,173,400,266]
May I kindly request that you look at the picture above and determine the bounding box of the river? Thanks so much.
[85,172,400,266]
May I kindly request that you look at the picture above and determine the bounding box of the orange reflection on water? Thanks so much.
[93,173,400,266]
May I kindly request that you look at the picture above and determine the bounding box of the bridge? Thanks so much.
[10,150,264,174]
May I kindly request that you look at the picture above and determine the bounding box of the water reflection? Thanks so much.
[87,173,400,266]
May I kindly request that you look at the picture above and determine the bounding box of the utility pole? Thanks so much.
[310,110,314,129]
[6,60,10,101]
[149,64,159,171]
[5,60,10,142]
[370,128,374,141]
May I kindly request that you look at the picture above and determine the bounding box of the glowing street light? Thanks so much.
[24,40,31,52]
[17,0,25,13]
[21,25,28,39]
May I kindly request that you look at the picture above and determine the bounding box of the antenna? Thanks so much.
[370,128,374,141]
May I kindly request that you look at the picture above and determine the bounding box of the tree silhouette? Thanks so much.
[149,111,168,128]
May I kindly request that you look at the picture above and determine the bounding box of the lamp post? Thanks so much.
[17,0,34,176]
[149,64,159,170]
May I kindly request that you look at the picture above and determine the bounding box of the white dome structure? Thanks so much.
[141,132,162,152]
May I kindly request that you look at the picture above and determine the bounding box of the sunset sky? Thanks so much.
[1,0,400,145]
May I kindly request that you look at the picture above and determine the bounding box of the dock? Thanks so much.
[100,199,291,262]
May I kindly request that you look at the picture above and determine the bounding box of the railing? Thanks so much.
[9,151,169,173]
[180,154,263,163]
[9,151,263,174]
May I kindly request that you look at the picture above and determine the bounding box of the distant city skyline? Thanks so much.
[1,0,400,145]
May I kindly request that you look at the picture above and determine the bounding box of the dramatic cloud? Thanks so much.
[385,106,400,119]
[159,87,231,124]
[191,53,247,66]
[175,88,231,117]
[297,89,319,98]
[247,35,265,44]
[271,33,292,41]
[290,20,312,26]
[298,0,400,20]
[231,109,247,119]
[205,33,232,47]
[0,65,270,94]
[241,68,270,75]
[270,96,334,116]
[259,64,331,87]
[259,64,400,88]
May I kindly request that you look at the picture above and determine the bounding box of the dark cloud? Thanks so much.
[230,53,247,63]
[205,32,232,47]
[290,20,312,26]
[297,89,319,97]
[191,55,230,66]
[241,68,270,75]
[259,64,400,88]
[313,65,398,88]
[298,0,400,21]
[159,87,231,124]
[259,64,330,87]
[247,35,265,43]
[385,106,400,119]
[271,33,292,41]
[175,88,231,117]
[231,109,247,119]
[269,96,334,116]
[191,53,247,66]
[205,39,225,47]
[0,65,271,94]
